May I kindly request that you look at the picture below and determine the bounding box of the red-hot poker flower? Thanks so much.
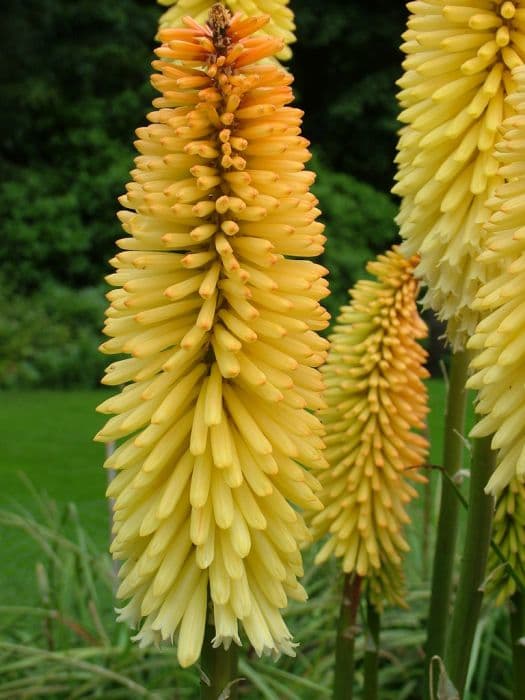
[394,1,525,351]
[310,248,429,607]
[96,6,329,666]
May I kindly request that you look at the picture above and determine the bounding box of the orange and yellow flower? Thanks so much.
[157,0,295,60]
[394,1,525,351]
[310,248,429,607]
[96,7,329,666]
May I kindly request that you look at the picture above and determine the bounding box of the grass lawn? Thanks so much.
[0,381,475,607]
[0,390,110,605]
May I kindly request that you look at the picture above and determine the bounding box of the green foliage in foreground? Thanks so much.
[0,387,511,698]
[0,478,513,699]
[0,489,430,699]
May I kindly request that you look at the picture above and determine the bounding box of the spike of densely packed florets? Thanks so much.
[157,0,295,60]
[487,478,525,605]
[96,6,330,667]
[468,64,525,495]
[310,248,429,608]
[393,0,525,351]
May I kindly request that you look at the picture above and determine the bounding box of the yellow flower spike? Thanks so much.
[310,247,429,608]
[97,5,329,665]
[393,0,525,351]
[486,478,525,605]
[467,64,525,495]
[157,0,295,61]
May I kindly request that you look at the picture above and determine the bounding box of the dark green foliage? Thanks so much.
[0,280,106,388]
[293,1,405,192]
[0,0,158,293]
[0,0,159,387]
[312,155,398,318]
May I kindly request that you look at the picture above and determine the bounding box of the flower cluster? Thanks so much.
[157,0,295,60]
[310,248,429,607]
[394,0,525,351]
[487,478,525,604]
[96,7,329,666]
[468,64,525,495]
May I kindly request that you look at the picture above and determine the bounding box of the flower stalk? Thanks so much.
[425,350,469,697]
[333,574,361,700]
[363,600,380,700]
[510,592,525,700]
[444,434,496,695]
[201,617,239,699]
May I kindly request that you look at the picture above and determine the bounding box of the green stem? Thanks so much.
[333,574,361,700]
[445,434,496,696]
[425,350,469,698]
[363,601,380,700]
[200,620,238,700]
[510,592,525,700]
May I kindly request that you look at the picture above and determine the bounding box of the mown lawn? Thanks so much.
[0,390,111,606]
[0,381,474,606]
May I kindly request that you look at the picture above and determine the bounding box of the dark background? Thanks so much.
[0,0,414,388]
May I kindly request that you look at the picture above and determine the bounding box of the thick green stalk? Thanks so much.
[201,620,238,700]
[445,434,496,695]
[425,350,469,697]
[510,592,525,700]
[333,574,361,700]
[363,601,380,700]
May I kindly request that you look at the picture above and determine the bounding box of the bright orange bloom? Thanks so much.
[310,248,429,606]
[157,0,295,60]
[96,7,329,666]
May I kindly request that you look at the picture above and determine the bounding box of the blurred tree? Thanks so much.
[293,1,405,192]
[0,0,158,291]
[312,156,398,318]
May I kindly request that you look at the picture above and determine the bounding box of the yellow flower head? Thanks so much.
[96,6,329,667]
[393,1,525,351]
[310,248,429,607]
[157,0,295,60]
[468,64,525,495]
[487,478,525,604]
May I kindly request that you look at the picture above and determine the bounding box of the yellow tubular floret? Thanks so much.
[97,6,329,666]
[157,0,295,60]
[310,248,429,608]
[394,0,525,351]
[467,64,525,495]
